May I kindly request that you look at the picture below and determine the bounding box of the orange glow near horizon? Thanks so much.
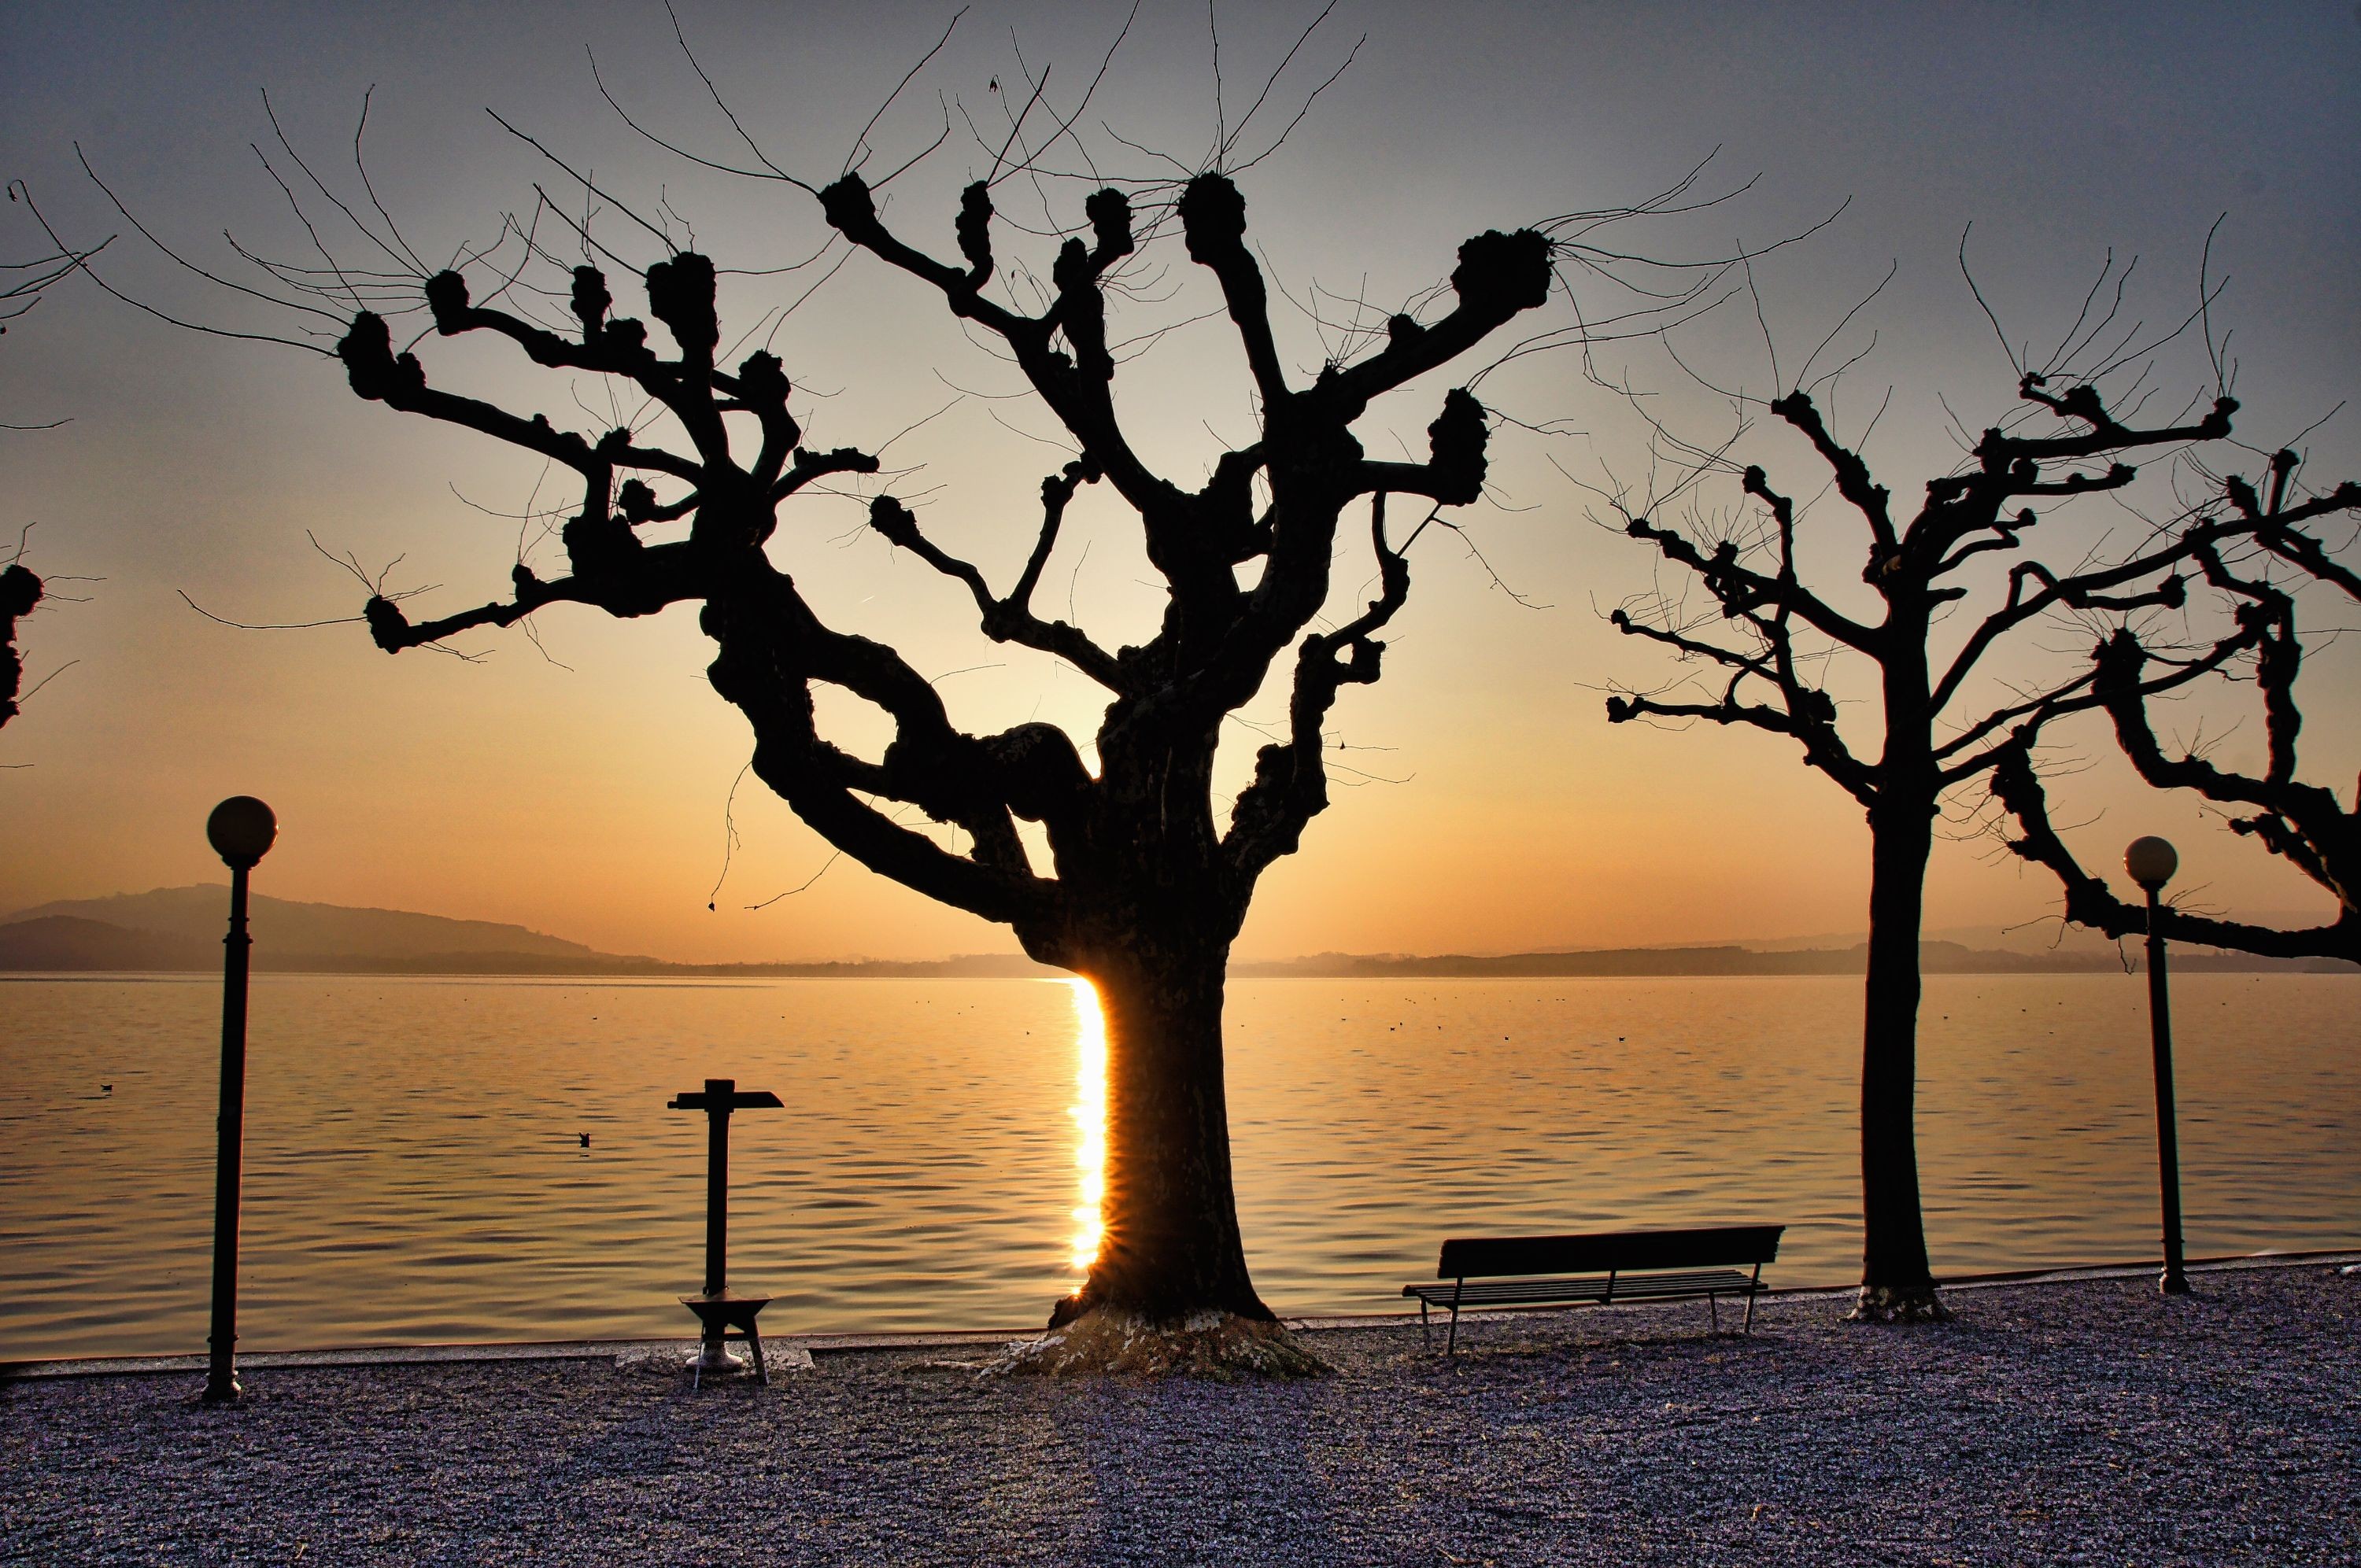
[1068,978,1107,1274]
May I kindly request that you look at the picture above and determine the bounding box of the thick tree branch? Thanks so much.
[425,260,748,474]
[1606,684,1874,805]
[1610,610,1779,684]
[866,492,1125,690]
[1980,379,2235,468]
[1348,387,1493,505]
[1995,493,2360,961]
[1177,175,1288,407]
[768,446,881,507]
[1991,738,2356,961]
[2087,618,2352,873]
[1935,625,2249,784]
[2256,513,2361,600]
[1224,496,1410,887]
[1927,540,2203,721]
[821,172,1178,524]
[1622,511,1880,652]
[336,252,1081,932]
[341,312,597,473]
[1205,384,1502,725]
[703,569,1071,906]
[1314,228,1554,420]
[1768,389,1896,554]
[1908,381,2234,571]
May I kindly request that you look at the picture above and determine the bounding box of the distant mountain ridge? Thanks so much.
[2,887,2348,976]
[5,885,607,962]
[0,888,1062,977]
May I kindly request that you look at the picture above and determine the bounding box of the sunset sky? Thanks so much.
[4,1,2355,963]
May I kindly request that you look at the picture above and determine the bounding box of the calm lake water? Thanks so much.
[2,972,2355,1358]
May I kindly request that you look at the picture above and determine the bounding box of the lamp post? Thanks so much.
[667,1078,783,1383]
[201,795,276,1404]
[2125,834,2191,1297]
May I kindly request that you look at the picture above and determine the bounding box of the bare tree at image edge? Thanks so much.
[1993,462,2361,961]
[1602,348,2289,1319]
[0,548,42,730]
[2,207,110,734]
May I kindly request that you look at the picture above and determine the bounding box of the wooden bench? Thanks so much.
[1402,1224,1783,1354]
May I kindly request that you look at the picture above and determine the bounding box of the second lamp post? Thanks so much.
[203,795,277,1403]
[2125,834,2191,1297]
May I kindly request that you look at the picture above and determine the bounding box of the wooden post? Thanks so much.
[667,1078,783,1376]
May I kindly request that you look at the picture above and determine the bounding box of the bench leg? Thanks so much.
[1709,1292,1720,1334]
[746,1323,769,1385]
[1744,1261,1761,1334]
[1418,1297,1429,1348]
[1446,1305,1460,1358]
[1743,1290,1757,1334]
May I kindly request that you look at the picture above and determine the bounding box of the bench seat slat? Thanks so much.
[1438,1224,1782,1280]
[1402,1267,1762,1308]
[1402,1279,1608,1308]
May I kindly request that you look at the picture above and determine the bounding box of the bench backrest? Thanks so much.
[1435,1224,1783,1281]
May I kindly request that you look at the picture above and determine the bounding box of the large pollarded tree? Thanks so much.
[1602,315,2281,1318]
[1994,464,2361,960]
[319,157,1583,1369]
[51,24,1722,1369]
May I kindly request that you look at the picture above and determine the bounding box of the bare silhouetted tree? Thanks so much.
[2,194,107,732]
[788,169,1567,1369]
[1598,267,2284,1319]
[59,21,1746,1368]
[0,552,42,731]
[1993,459,2361,961]
[349,204,1565,1370]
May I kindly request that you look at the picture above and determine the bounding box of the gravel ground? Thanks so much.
[5,1264,2356,1566]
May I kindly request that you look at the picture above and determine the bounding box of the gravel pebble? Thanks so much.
[3,1265,2355,1566]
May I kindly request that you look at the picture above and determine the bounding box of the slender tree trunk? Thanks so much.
[1852,795,1947,1319]
[1051,931,1270,1326]
[1852,606,1949,1323]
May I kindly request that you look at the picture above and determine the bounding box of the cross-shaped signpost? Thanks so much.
[667,1076,784,1385]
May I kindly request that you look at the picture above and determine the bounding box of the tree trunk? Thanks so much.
[1849,598,1951,1325]
[1851,791,1949,1322]
[1058,935,1267,1323]
[994,927,1325,1376]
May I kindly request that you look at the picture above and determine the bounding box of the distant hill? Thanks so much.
[0,890,1064,976]
[5,886,609,965]
[2,887,2347,977]
[0,915,212,971]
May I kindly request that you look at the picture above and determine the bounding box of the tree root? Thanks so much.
[982,1307,1332,1378]
[1845,1282,1954,1323]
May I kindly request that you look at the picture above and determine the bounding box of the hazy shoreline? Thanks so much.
[8,885,2352,979]
[4,930,2351,980]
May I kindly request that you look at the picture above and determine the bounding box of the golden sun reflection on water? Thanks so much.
[1068,978,1107,1273]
